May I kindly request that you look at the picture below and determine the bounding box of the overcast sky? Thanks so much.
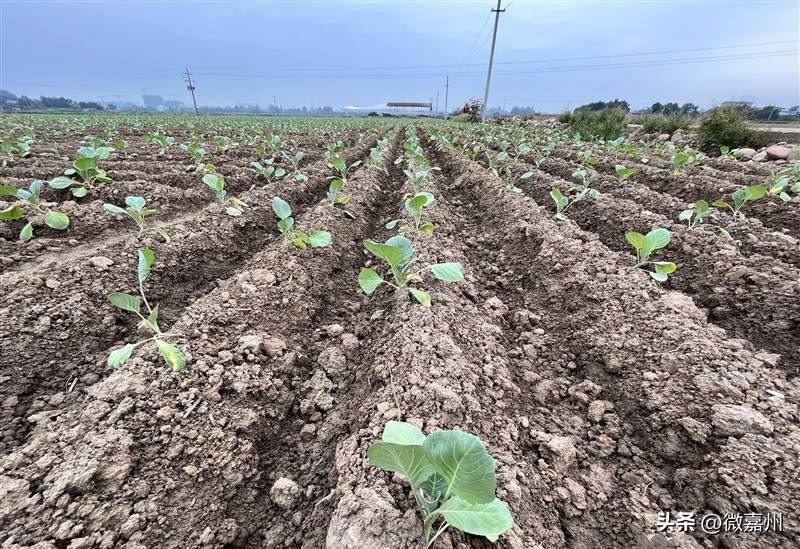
[1,0,798,112]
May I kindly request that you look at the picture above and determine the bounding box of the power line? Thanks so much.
[454,9,493,76]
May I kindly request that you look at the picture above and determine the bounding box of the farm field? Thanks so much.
[1,114,799,549]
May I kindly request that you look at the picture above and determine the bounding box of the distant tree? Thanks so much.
[467,98,483,122]
[322,106,333,114]
[575,99,630,113]
[0,89,18,105]
[78,101,104,110]
[651,102,663,114]
[748,105,781,121]
[17,95,38,109]
[107,103,117,110]
[662,102,680,115]
[40,96,76,109]
[680,103,699,117]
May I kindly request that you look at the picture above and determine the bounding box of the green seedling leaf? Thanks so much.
[625,231,647,250]
[419,222,435,233]
[645,228,671,250]
[364,239,406,268]
[423,430,496,504]
[0,186,18,196]
[718,227,732,238]
[429,263,464,282]
[382,421,427,445]
[437,496,514,538]
[126,196,146,210]
[108,343,136,369]
[420,473,448,501]
[49,176,74,189]
[155,228,171,242]
[650,272,668,282]
[72,188,88,198]
[156,340,186,372]
[104,204,127,214]
[409,287,431,307]
[744,185,766,200]
[367,442,437,488]
[308,230,332,248]
[138,248,155,284]
[20,222,33,241]
[385,235,414,264]
[44,211,69,230]
[225,206,243,217]
[109,292,141,314]
[277,217,294,233]
[712,201,728,208]
[653,262,677,274]
[272,196,292,220]
[0,205,23,220]
[358,268,383,294]
[385,219,400,229]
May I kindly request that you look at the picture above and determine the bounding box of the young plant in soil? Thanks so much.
[252,159,286,184]
[272,196,332,250]
[615,164,639,183]
[0,181,70,241]
[712,185,766,222]
[202,173,248,216]
[368,421,513,548]
[625,228,677,282]
[358,235,463,307]
[108,248,186,372]
[479,151,508,177]
[766,165,800,202]
[180,142,207,171]
[327,179,355,219]
[386,192,436,233]
[678,200,709,229]
[114,139,131,159]
[502,167,532,193]
[104,196,170,241]
[49,146,113,197]
[550,170,600,220]
[1,135,32,166]
[719,146,741,159]
[329,154,362,182]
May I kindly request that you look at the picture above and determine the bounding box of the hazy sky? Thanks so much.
[1,0,798,112]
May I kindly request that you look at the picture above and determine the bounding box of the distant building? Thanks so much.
[164,100,185,110]
[142,95,164,109]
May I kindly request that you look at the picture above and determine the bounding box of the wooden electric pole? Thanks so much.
[184,68,199,115]
[481,0,504,123]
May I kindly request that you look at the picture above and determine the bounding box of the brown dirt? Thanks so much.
[1,119,798,549]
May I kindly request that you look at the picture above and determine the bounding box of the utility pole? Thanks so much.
[184,68,199,115]
[481,0,505,123]
[435,91,439,116]
[273,95,278,116]
[444,76,450,119]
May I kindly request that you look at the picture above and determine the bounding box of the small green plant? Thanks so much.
[1,136,32,166]
[0,181,70,241]
[358,235,463,306]
[327,179,355,219]
[368,421,513,547]
[678,200,710,229]
[282,150,308,181]
[766,165,800,202]
[180,143,207,171]
[479,151,507,177]
[386,192,436,233]
[502,167,532,193]
[150,132,175,155]
[252,160,286,184]
[202,173,247,216]
[49,146,113,196]
[329,154,362,182]
[114,139,131,159]
[615,164,639,183]
[103,196,170,241]
[712,185,766,221]
[625,228,677,281]
[272,196,331,250]
[213,135,238,152]
[719,145,741,159]
[671,153,691,175]
[108,248,186,372]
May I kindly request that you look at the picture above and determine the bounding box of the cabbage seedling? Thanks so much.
[251,160,286,184]
[104,196,170,241]
[327,179,355,219]
[766,166,799,202]
[625,228,677,282]
[49,146,113,197]
[202,173,248,216]
[615,164,639,183]
[0,181,70,241]
[678,200,709,229]
[114,139,131,159]
[108,248,186,372]
[671,153,690,175]
[180,143,207,171]
[502,167,532,193]
[358,235,463,307]
[272,196,331,250]
[213,135,238,152]
[328,154,361,182]
[551,174,599,220]
[712,185,766,221]
[386,192,435,233]
[368,421,513,547]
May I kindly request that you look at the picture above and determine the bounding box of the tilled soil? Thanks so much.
[1,119,798,549]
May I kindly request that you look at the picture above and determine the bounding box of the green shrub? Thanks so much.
[568,109,627,141]
[556,110,573,124]
[641,114,691,135]
[697,107,768,154]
